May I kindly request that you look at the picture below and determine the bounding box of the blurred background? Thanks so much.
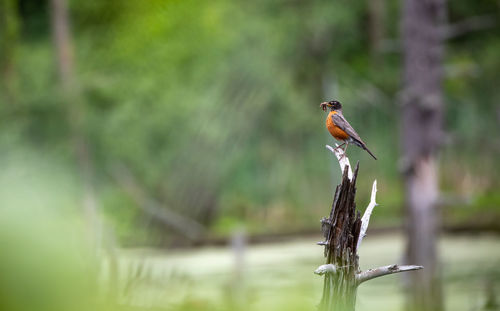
[0,0,499,311]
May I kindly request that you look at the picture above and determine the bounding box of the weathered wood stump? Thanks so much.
[319,164,361,311]
[315,145,423,311]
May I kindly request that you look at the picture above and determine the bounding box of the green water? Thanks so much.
[109,234,500,311]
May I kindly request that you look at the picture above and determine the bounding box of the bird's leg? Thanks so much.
[343,143,349,153]
[339,143,349,160]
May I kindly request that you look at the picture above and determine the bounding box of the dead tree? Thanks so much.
[316,145,422,311]
[110,163,206,241]
[401,0,446,310]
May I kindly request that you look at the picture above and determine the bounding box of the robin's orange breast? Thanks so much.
[326,111,349,140]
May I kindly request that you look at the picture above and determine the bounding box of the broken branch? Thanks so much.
[314,264,338,275]
[356,264,423,285]
[357,180,378,250]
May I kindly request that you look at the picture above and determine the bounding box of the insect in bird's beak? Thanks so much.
[320,102,332,111]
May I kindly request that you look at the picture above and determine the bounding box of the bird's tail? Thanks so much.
[363,146,377,160]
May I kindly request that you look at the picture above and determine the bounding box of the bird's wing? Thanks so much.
[331,113,366,146]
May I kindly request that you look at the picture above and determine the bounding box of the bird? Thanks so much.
[320,100,377,160]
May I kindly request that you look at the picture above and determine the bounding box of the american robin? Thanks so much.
[320,100,377,160]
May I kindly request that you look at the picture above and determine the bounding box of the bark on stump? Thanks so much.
[319,164,361,311]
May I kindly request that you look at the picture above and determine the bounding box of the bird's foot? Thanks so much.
[333,143,346,153]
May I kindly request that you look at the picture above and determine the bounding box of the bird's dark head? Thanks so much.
[320,100,342,112]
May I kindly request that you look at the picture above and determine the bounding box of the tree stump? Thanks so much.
[315,144,423,311]
[319,164,361,311]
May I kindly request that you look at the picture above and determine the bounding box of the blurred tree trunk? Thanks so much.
[50,0,74,88]
[50,0,101,250]
[401,0,446,310]
[0,0,19,105]
[368,0,385,54]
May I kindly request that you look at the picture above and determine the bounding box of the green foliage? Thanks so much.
[2,0,500,244]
